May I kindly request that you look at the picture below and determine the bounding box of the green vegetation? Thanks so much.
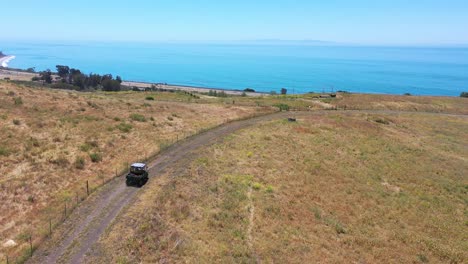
[116,122,133,133]
[274,103,290,111]
[13,96,23,105]
[89,152,102,163]
[130,113,146,122]
[74,156,86,170]
[461,92,468,98]
[145,96,155,100]
[34,65,123,91]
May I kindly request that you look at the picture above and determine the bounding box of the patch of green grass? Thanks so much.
[74,156,86,169]
[89,152,102,163]
[130,113,146,122]
[116,122,133,133]
[14,97,23,105]
[273,103,290,111]
[0,146,10,156]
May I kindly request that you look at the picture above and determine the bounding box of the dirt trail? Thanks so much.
[26,110,467,264]
[27,111,294,264]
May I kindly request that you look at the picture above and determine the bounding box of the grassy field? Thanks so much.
[0,81,274,261]
[95,111,467,263]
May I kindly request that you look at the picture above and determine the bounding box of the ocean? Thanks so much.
[1,41,468,96]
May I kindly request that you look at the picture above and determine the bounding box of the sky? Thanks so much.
[2,0,468,45]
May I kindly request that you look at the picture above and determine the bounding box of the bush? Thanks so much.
[89,152,102,163]
[80,143,92,152]
[51,156,70,166]
[116,122,132,133]
[51,82,80,90]
[74,156,86,169]
[0,146,9,156]
[461,92,468,98]
[244,88,255,92]
[145,96,155,100]
[13,97,23,105]
[274,104,290,111]
[13,119,21,125]
[130,113,146,122]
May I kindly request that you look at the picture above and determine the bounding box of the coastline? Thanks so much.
[122,80,267,97]
[0,55,15,68]
[0,68,266,96]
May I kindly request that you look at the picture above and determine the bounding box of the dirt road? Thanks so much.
[27,111,294,264]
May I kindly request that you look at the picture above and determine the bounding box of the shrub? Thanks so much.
[51,156,70,166]
[274,104,290,111]
[252,182,262,190]
[7,91,15,96]
[51,82,80,90]
[80,143,92,152]
[244,88,255,92]
[117,122,132,133]
[145,96,155,100]
[89,152,102,163]
[13,97,23,105]
[404,93,412,96]
[130,113,146,122]
[13,119,21,125]
[0,147,9,156]
[167,116,174,121]
[74,156,86,169]
[461,92,468,98]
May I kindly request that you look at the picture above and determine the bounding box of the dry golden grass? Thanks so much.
[0,80,273,261]
[96,111,467,263]
[331,92,468,114]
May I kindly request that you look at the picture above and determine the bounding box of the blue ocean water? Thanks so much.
[1,41,468,96]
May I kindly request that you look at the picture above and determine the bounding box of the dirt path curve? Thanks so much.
[26,109,467,264]
[27,111,295,264]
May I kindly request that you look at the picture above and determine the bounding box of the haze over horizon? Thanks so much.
[2,0,468,46]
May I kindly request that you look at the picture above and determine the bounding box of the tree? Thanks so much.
[281,88,287,95]
[102,79,121,91]
[39,70,53,84]
[461,92,468,98]
[56,65,70,78]
[116,75,122,83]
[72,74,86,90]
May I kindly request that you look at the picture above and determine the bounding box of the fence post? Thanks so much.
[6,255,9,264]
[64,202,67,219]
[29,235,33,257]
[49,218,52,237]
[86,180,89,196]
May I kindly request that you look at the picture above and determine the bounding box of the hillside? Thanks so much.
[94,111,467,263]
[0,80,273,261]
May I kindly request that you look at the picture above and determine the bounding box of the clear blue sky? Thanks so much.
[2,0,468,45]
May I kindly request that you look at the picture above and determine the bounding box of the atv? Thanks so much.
[126,163,149,187]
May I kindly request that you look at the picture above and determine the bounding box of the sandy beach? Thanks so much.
[0,55,15,68]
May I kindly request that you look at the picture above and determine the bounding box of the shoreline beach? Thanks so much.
[0,55,15,67]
